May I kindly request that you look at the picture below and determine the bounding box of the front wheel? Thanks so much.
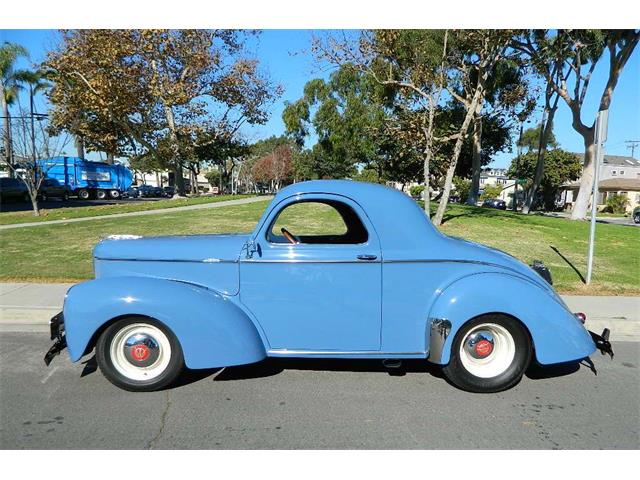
[442,315,532,393]
[634,213,640,224]
[77,189,90,200]
[96,317,184,392]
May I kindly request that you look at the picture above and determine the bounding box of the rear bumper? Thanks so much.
[589,328,614,359]
[44,311,67,366]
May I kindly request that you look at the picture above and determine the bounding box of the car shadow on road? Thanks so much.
[80,354,588,389]
[213,358,446,382]
[525,360,582,380]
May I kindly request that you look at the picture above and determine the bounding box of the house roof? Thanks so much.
[566,178,640,191]
[572,153,640,167]
[598,178,640,191]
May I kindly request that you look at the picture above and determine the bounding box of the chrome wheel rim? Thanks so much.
[110,323,171,381]
[459,323,515,379]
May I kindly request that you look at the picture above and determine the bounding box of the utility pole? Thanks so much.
[586,110,609,285]
[625,140,639,159]
[513,122,524,212]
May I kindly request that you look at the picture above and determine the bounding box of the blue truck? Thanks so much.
[40,156,133,200]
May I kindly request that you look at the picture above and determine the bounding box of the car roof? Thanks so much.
[267,180,440,255]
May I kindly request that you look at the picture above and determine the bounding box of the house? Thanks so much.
[561,154,640,213]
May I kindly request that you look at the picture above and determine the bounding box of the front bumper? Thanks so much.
[44,311,67,366]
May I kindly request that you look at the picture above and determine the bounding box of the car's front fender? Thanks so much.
[427,272,596,365]
[63,276,266,369]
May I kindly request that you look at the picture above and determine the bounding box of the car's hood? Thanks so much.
[94,234,250,263]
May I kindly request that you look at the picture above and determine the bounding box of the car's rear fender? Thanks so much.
[63,276,266,369]
[427,272,596,365]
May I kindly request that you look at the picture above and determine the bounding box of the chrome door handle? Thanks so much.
[356,254,378,261]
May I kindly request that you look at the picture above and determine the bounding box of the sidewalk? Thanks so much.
[1,282,638,340]
[0,195,271,230]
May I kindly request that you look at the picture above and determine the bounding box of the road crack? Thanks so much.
[146,390,171,449]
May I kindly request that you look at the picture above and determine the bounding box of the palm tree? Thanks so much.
[14,69,52,162]
[0,42,28,176]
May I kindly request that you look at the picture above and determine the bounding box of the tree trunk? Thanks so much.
[28,190,40,216]
[571,131,597,220]
[423,147,431,218]
[466,107,482,205]
[106,152,115,164]
[163,103,186,196]
[433,86,485,226]
[75,136,85,159]
[2,102,15,178]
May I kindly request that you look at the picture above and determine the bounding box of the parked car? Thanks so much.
[123,186,140,199]
[0,177,29,203]
[38,178,71,201]
[45,180,612,393]
[136,185,156,198]
[163,186,176,197]
[482,198,507,210]
[633,206,640,224]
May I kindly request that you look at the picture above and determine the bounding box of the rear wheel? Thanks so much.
[109,189,121,199]
[96,189,107,200]
[96,317,184,392]
[442,314,532,393]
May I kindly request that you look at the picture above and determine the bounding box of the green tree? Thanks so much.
[283,64,387,179]
[514,29,639,219]
[453,176,471,202]
[0,41,28,176]
[481,184,503,200]
[47,29,281,195]
[507,149,582,211]
[517,123,558,152]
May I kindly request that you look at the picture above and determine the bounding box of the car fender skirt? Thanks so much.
[427,273,596,365]
[63,277,266,369]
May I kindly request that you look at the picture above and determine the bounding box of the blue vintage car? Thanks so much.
[45,180,613,392]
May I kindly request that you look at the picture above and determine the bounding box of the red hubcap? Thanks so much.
[475,339,493,357]
[131,344,150,362]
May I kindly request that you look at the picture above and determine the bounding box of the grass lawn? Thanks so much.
[0,200,638,295]
[0,194,254,225]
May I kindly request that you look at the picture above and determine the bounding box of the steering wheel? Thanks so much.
[281,227,299,245]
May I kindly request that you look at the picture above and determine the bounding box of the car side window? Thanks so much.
[268,200,368,245]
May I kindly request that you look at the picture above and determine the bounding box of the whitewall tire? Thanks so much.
[442,314,532,393]
[96,317,184,391]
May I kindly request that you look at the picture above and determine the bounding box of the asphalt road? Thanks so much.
[0,196,164,213]
[0,332,638,449]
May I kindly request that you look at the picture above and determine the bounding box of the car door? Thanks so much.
[240,194,382,352]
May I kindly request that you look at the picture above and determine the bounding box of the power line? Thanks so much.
[625,140,640,159]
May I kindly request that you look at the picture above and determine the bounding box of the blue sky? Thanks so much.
[2,29,639,167]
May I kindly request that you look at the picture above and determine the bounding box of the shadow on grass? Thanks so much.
[550,245,586,284]
[438,204,548,226]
